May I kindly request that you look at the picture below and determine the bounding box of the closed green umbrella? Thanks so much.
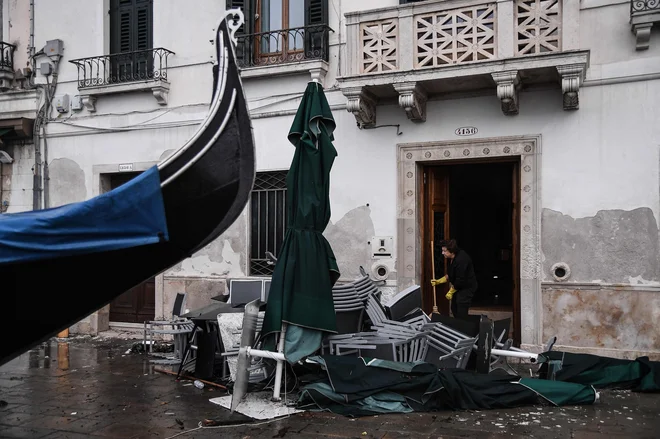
[261,80,340,364]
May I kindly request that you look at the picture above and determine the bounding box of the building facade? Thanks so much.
[0,0,659,358]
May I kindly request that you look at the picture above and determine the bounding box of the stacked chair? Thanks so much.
[143,293,195,365]
[223,268,552,380]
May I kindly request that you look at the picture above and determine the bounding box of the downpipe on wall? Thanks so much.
[32,53,61,210]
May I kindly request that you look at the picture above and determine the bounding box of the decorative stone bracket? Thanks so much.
[80,95,97,112]
[343,86,377,127]
[491,71,521,116]
[630,11,660,51]
[556,64,586,111]
[393,82,427,122]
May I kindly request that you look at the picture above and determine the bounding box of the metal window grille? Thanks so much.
[250,171,288,276]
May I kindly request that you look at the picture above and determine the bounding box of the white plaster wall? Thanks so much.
[3,0,31,71]
[5,0,659,288]
[580,1,660,66]
[28,0,224,203]
[242,81,660,257]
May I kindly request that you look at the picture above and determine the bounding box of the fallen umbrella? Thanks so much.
[296,355,599,417]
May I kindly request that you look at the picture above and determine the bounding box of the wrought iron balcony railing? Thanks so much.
[69,48,175,89]
[0,42,16,71]
[235,24,332,68]
[631,0,660,13]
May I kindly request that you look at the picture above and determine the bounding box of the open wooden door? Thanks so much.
[422,166,451,315]
[511,161,521,345]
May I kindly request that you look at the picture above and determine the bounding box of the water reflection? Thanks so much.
[43,341,51,368]
[57,342,69,371]
[28,348,40,369]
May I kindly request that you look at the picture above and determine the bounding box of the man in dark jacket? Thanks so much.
[430,239,478,320]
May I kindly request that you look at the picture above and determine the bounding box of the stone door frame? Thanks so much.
[397,135,542,347]
[91,161,166,331]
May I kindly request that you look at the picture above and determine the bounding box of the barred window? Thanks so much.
[250,170,288,276]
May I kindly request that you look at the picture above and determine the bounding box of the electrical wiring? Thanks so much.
[46,102,210,123]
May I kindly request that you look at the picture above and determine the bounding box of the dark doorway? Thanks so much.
[422,158,521,344]
[107,171,156,324]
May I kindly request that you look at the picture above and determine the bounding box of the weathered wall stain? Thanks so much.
[542,208,660,284]
[159,149,177,161]
[542,287,660,352]
[166,209,248,277]
[324,205,375,281]
[48,158,86,207]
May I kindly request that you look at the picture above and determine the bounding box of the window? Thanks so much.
[250,171,288,276]
[109,0,153,82]
[258,0,305,58]
[227,0,329,67]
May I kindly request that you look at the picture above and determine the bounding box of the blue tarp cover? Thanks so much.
[0,165,169,265]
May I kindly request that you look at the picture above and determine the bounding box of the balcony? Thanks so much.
[235,24,333,82]
[69,48,175,112]
[0,42,16,91]
[631,0,660,50]
[338,0,590,126]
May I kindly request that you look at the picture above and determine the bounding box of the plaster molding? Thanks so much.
[79,80,170,110]
[151,85,169,105]
[393,82,427,123]
[397,136,542,345]
[491,71,521,116]
[632,23,653,51]
[81,95,97,112]
[557,63,586,110]
[630,10,660,51]
[342,86,377,127]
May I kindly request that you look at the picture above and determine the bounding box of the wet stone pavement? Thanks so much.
[0,338,658,439]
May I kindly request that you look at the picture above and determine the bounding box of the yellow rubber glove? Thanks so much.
[445,287,456,300]
[430,276,448,287]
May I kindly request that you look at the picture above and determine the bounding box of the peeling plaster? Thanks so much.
[324,205,376,280]
[179,240,245,277]
[48,158,86,207]
[542,208,660,285]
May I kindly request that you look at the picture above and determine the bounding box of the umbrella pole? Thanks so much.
[271,322,288,402]
[431,241,439,314]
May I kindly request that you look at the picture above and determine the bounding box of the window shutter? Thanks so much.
[135,0,153,51]
[110,0,153,81]
[226,0,254,66]
[304,0,328,60]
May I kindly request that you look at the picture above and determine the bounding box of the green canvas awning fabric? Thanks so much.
[516,378,598,406]
[297,356,598,416]
[261,81,340,363]
[539,351,660,392]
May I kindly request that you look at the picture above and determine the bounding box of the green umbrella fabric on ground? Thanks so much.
[539,351,660,392]
[261,81,340,363]
[297,356,598,416]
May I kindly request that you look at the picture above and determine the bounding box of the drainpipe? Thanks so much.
[29,0,35,61]
[30,0,40,210]
[42,56,60,209]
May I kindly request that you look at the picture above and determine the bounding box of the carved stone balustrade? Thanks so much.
[338,0,589,125]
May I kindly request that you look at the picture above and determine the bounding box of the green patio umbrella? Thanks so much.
[261,80,340,364]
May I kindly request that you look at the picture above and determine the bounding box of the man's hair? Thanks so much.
[441,239,459,254]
